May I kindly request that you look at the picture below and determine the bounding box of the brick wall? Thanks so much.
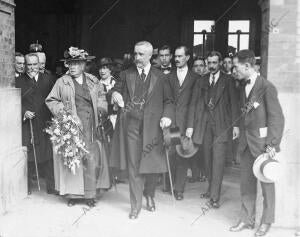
[0,0,15,88]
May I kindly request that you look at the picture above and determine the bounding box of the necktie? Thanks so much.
[140,69,146,81]
[211,74,215,87]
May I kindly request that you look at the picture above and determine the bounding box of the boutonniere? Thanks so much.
[241,98,260,114]
[253,101,260,109]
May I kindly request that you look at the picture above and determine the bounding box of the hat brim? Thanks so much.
[176,144,199,158]
[60,56,96,62]
[253,153,273,183]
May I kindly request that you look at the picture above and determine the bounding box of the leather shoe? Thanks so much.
[47,188,59,195]
[229,221,255,232]
[200,192,210,199]
[67,199,76,207]
[210,199,220,209]
[255,223,271,236]
[129,209,139,219]
[145,196,156,212]
[174,191,184,201]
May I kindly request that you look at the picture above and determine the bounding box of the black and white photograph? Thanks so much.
[0,0,299,236]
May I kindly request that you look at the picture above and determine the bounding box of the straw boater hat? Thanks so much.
[61,47,95,62]
[253,153,282,183]
[176,136,199,158]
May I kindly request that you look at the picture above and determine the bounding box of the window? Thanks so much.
[193,20,215,57]
[228,20,250,55]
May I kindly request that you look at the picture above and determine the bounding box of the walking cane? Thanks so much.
[164,146,176,206]
[29,118,41,191]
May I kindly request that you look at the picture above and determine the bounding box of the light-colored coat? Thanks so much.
[45,73,110,195]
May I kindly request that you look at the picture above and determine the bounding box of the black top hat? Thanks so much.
[61,47,95,62]
[163,127,181,147]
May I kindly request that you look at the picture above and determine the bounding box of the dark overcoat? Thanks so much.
[187,72,239,144]
[167,69,199,134]
[109,66,174,174]
[15,73,54,163]
[238,76,284,157]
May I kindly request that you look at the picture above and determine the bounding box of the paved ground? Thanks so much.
[0,167,295,237]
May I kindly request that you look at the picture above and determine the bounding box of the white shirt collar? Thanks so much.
[27,73,39,81]
[245,72,258,97]
[248,71,258,84]
[177,65,188,72]
[137,63,151,77]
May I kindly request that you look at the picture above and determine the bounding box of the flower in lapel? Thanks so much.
[253,101,260,109]
[241,97,260,114]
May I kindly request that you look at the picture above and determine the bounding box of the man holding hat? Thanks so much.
[229,50,284,236]
[165,45,199,200]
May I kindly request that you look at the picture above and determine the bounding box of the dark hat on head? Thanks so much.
[29,42,43,52]
[176,136,199,158]
[98,57,114,67]
[61,47,95,62]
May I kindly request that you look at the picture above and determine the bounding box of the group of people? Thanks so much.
[14,40,284,236]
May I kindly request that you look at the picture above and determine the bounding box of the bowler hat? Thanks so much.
[176,136,199,158]
[61,47,95,62]
[253,153,282,183]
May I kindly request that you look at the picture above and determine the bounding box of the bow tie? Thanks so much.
[239,79,251,87]
[162,67,171,71]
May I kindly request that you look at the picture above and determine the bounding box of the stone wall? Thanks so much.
[259,0,300,230]
[0,0,15,88]
[0,0,26,214]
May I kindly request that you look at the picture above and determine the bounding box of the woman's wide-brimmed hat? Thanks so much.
[252,153,283,183]
[61,47,95,62]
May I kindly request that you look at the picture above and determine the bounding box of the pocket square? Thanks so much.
[259,127,268,138]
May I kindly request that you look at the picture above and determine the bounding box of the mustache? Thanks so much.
[175,61,180,63]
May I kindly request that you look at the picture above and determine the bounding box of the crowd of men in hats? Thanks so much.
[14,41,284,236]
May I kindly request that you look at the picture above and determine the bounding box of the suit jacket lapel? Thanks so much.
[126,68,138,99]
[213,72,226,106]
[179,70,192,93]
[203,74,210,105]
[147,66,158,99]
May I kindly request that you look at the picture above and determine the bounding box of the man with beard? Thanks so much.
[165,46,198,200]
[110,41,174,219]
[15,52,25,78]
[186,51,239,208]
[15,53,55,195]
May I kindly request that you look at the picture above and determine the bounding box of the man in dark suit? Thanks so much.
[229,50,284,236]
[15,53,55,195]
[166,46,198,200]
[159,45,173,75]
[15,52,25,78]
[110,41,174,219]
[186,51,239,208]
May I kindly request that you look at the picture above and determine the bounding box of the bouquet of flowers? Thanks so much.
[45,108,89,174]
